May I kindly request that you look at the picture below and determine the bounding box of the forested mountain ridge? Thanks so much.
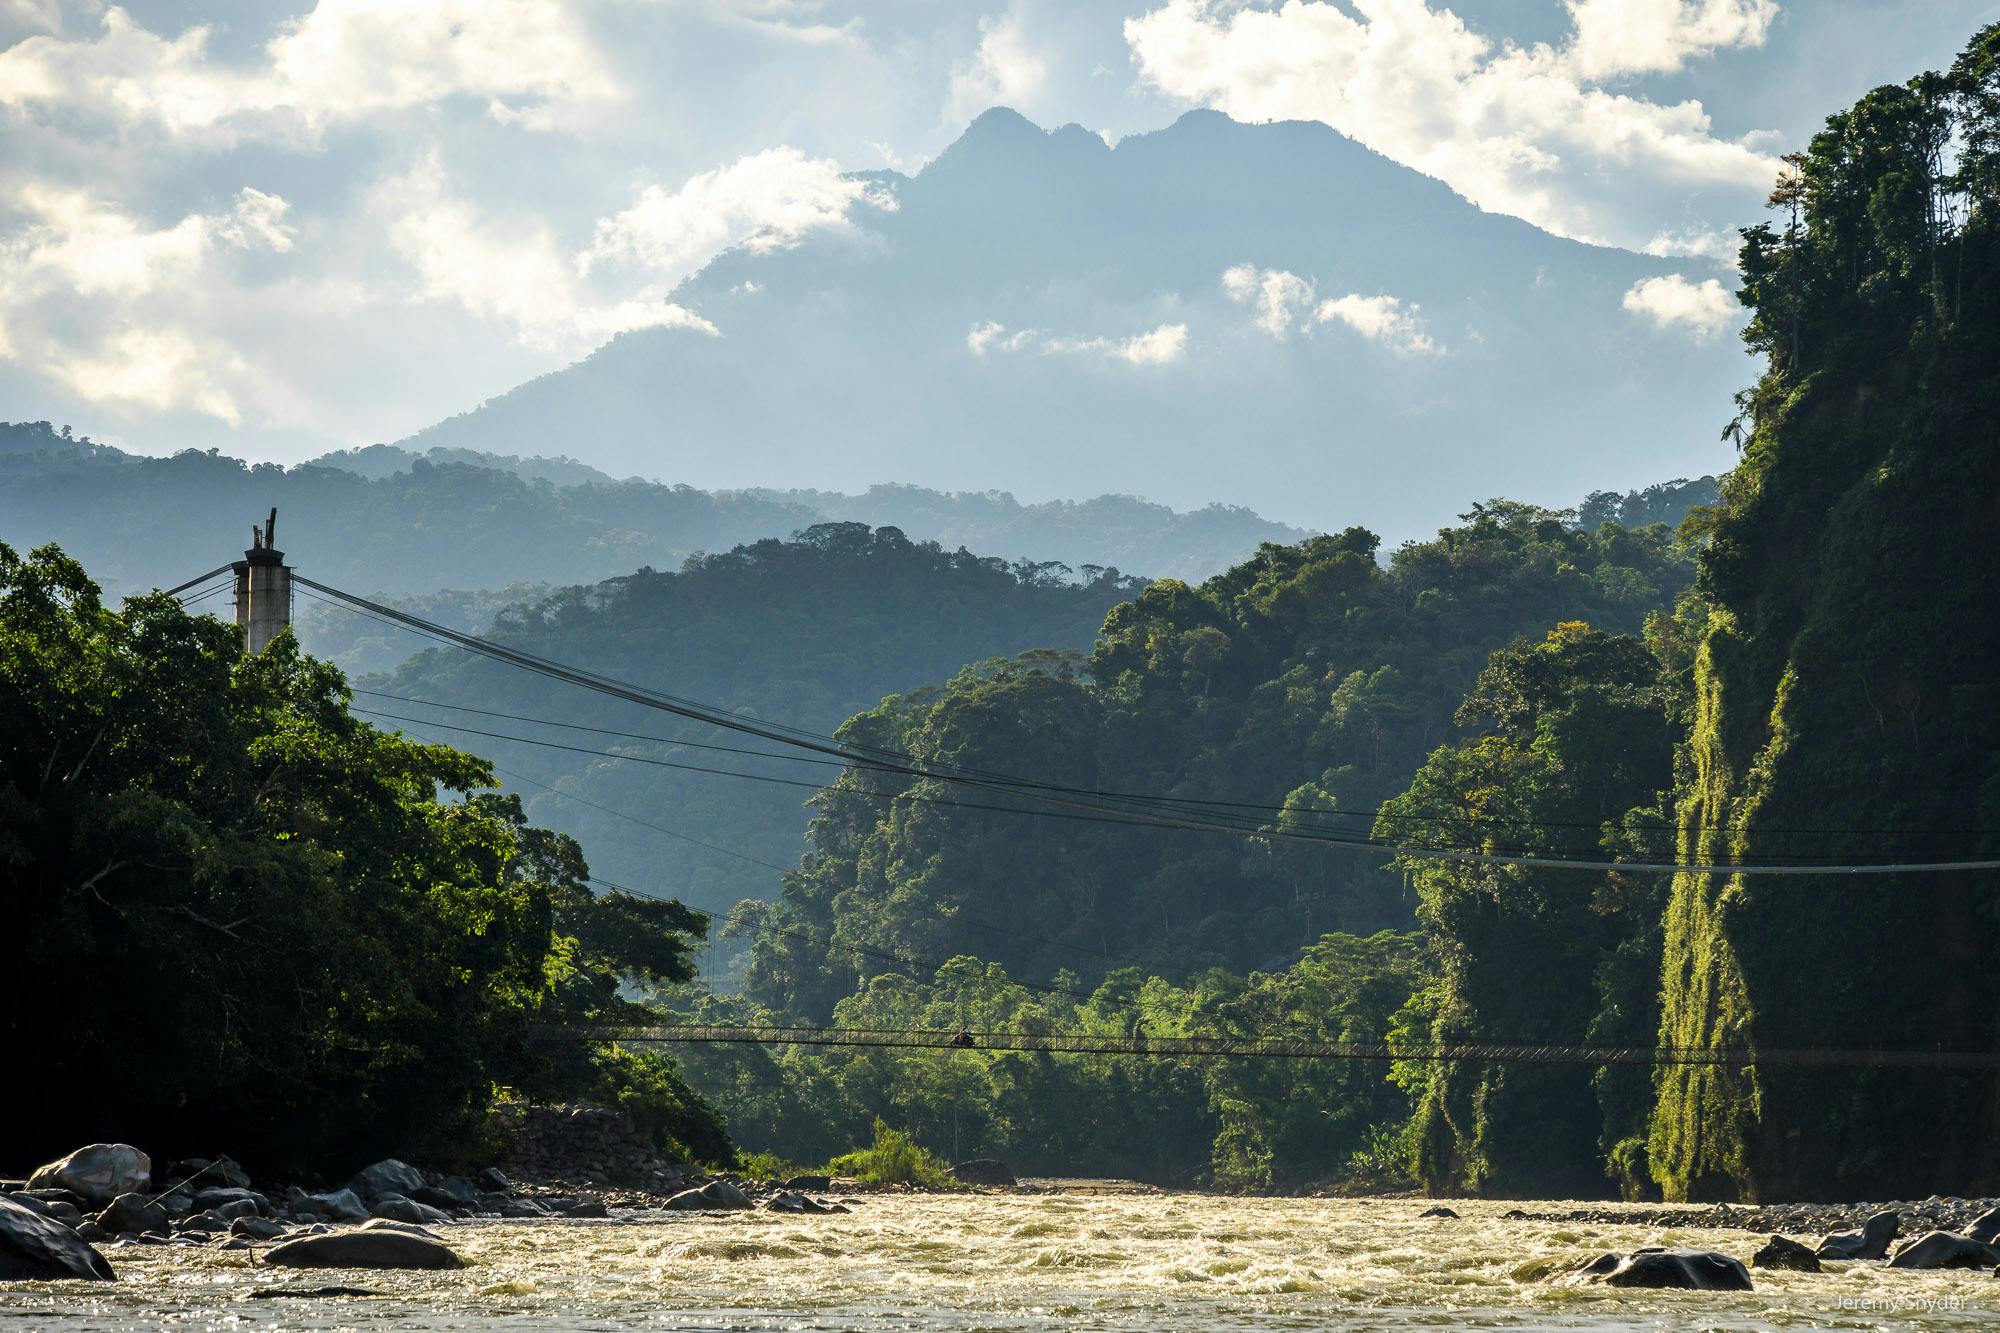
[738,502,1698,1021]
[0,423,1305,596]
[375,524,1147,918]
[399,107,1742,533]
[1649,26,2000,1202]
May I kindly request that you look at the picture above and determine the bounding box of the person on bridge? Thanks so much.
[950,1026,976,1049]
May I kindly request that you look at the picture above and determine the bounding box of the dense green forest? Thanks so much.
[0,426,1303,600]
[377,525,1145,921]
[735,506,1696,1022]
[1650,23,2000,1202]
[1,540,726,1174]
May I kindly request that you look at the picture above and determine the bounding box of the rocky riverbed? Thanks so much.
[4,1190,1998,1331]
[5,1146,1999,1332]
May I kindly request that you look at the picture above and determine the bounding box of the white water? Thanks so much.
[4,1192,1995,1330]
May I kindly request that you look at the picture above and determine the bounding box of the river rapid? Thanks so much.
[3,1190,1994,1331]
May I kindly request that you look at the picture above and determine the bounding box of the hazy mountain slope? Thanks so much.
[403,108,1743,538]
[0,422,1303,598]
[372,525,1146,919]
[738,484,1307,582]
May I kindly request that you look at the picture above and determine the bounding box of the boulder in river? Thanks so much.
[411,1179,477,1209]
[1418,1206,1460,1219]
[369,1195,452,1226]
[665,1181,752,1211]
[474,1168,511,1194]
[301,1189,369,1222]
[766,1193,841,1214]
[0,1196,116,1281]
[1968,1207,2000,1247]
[1886,1231,2000,1270]
[1817,1210,1899,1261]
[27,1145,151,1206]
[263,1228,463,1270]
[349,1160,427,1201]
[785,1174,832,1192]
[950,1160,1017,1187]
[1578,1247,1753,1291]
[194,1187,267,1215]
[229,1217,287,1240]
[97,1193,168,1236]
[1751,1235,1820,1272]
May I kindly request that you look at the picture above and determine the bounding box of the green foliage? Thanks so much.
[579,1047,733,1166]
[1378,623,1682,1196]
[744,508,1693,1021]
[383,524,1142,929]
[666,932,1428,1188]
[1652,22,2000,1202]
[0,541,724,1173]
[734,1148,807,1180]
[1577,477,1721,533]
[828,1119,961,1187]
[1346,1120,1419,1193]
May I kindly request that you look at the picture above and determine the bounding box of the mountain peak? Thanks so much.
[935,107,1112,172]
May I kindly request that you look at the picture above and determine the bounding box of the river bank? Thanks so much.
[5,1190,1995,1331]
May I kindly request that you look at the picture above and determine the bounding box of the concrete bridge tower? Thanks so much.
[232,508,292,653]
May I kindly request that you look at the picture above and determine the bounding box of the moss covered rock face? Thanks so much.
[1650,22,2000,1202]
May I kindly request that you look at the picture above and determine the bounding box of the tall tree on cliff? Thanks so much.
[1651,23,2000,1201]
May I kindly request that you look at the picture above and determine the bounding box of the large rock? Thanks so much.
[348,1160,427,1200]
[1967,1207,2000,1247]
[1591,1248,1754,1291]
[369,1195,452,1226]
[1818,1211,1899,1261]
[301,1189,368,1222]
[950,1159,1017,1188]
[98,1193,168,1236]
[665,1181,752,1211]
[413,1178,477,1208]
[263,1229,463,1270]
[194,1187,268,1215]
[0,1196,116,1281]
[27,1145,150,1206]
[766,1193,841,1215]
[1751,1235,1820,1272]
[1887,1231,2000,1271]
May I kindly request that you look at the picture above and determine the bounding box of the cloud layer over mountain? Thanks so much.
[1,0,1990,501]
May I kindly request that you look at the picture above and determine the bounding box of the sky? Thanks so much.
[2,0,1996,475]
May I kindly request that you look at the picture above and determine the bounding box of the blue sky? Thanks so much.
[2,0,1995,472]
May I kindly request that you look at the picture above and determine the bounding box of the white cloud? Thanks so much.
[0,185,295,419]
[583,146,896,278]
[1641,224,1737,269]
[1223,262,1316,338]
[1125,0,1781,248]
[968,319,1189,365]
[0,1,615,140]
[1224,263,1438,352]
[380,156,716,354]
[1564,0,1777,80]
[1621,272,1737,339]
[48,327,246,423]
[948,8,1051,126]
[1314,292,1438,353]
